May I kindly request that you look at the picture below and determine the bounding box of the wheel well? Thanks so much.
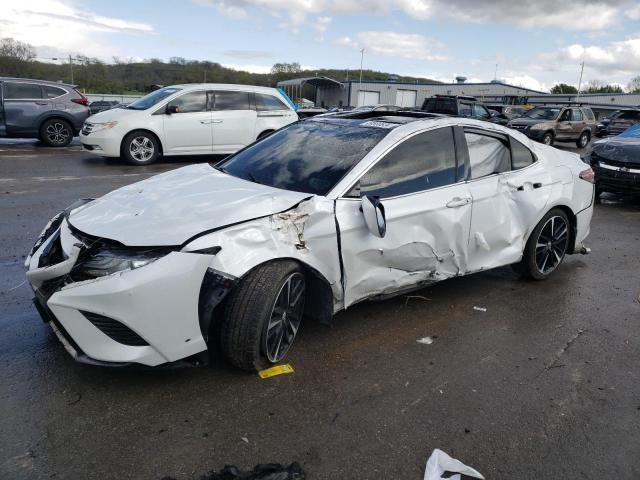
[120,129,163,155]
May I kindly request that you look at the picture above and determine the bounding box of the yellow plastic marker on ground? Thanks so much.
[258,364,294,379]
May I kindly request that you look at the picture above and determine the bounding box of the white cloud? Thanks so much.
[196,0,634,31]
[0,0,154,59]
[338,31,448,61]
[625,3,640,19]
[502,75,548,92]
[541,36,640,77]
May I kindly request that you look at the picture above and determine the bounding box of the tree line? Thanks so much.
[0,38,440,94]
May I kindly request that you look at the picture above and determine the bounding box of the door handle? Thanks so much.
[211,119,223,124]
[200,120,211,125]
[446,197,471,208]
[533,182,542,189]
[35,102,48,105]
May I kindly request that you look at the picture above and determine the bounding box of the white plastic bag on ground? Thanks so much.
[424,449,484,480]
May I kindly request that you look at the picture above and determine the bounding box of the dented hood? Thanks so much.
[68,163,311,246]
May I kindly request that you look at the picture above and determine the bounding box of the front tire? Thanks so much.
[40,119,73,147]
[542,132,554,146]
[121,130,160,165]
[576,131,590,148]
[220,261,305,372]
[513,209,570,280]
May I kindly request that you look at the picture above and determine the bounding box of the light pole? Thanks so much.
[576,59,585,102]
[359,48,365,84]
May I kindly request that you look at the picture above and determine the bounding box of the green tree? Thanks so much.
[271,62,302,74]
[584,80,623,93]
[550,83,578,94]
[0,38,36,61]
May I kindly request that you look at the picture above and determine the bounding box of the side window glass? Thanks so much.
[5,82,43,99]
[214,91,250,111]
[559,109,571,121]
[167,91,207,113]
[357,127,457,198]
[43,86,66,98]
[465,132,511,179]
[571,109,583,121]
[459,102,472,117]
[510,137,536,170]
[583,109,595,121]
[256,93,288,111]
[473,104,489,119]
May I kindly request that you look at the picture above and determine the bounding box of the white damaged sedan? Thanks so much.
[26,113,595,371]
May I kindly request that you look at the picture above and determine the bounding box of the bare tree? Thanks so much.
[628,75,640,93]
[0,38,36,61]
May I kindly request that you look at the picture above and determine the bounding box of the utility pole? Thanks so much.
[576,59,585,102]
[494,63,498,81]
[69,54,74,84]
[359,48,365,84]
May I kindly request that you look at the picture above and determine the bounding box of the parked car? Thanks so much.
[588,124,640,197]
[80,84,298,165]
[26,112,594,371]
[89,100,119,115]
[421,95,492,121]
[507,105,596,147]
[0,77,89,146]
[596,109,640,137]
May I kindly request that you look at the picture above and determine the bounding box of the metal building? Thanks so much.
[277,77,640,113]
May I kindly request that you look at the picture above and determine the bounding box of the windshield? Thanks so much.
[218,120,391,195]
[524,107,560,120]
[126,87,181,110]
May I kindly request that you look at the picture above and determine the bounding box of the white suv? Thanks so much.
[80,84,298,165]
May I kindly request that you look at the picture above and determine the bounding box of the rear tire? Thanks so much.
[542,132,554,146]
[40,119,73,147]
[121,130,160,165]
[220,261,305,372]
[513,208,570,280]
[576,131,590,148]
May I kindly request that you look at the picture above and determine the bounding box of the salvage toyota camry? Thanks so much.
[26,113,595,371]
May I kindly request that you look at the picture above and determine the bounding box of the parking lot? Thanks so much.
[1,138,639,479]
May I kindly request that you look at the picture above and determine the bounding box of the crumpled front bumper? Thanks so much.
[26,216,229,367]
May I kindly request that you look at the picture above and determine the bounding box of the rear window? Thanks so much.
[583,108,595,121]
[255,93,289,111]
[43,86,66,98]
[213,91,250,111]
[218,120,390,195]
[423,98,457,115]
[5,82,43,99]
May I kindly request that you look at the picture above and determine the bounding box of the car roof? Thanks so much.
[166,83,282,94]
[0,77,77,88]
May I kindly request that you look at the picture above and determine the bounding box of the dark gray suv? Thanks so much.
[0,77,90,147]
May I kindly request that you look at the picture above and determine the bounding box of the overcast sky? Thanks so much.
[2,0,640,91]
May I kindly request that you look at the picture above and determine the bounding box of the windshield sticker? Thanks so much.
[359,120,398,129]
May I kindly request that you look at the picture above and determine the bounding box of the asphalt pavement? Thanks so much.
[1,138,639,479]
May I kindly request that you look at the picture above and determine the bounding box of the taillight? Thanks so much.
[579,167,595,184]
[72,90,89,106]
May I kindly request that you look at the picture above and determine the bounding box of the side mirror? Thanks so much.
[362,195,386,238]
[166,104,179,114]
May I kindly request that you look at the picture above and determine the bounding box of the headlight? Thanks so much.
[530,123,545,130]
[76,249,168,278]
[90,121,118,132]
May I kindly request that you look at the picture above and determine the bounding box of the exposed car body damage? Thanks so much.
[26,115,594,368]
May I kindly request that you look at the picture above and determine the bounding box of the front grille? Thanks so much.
[81,122,94,135]
[81,311,149,347]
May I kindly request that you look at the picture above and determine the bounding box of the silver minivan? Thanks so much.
[0,77,90,147]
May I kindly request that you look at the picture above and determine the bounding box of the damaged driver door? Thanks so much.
[335,127,472,307]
